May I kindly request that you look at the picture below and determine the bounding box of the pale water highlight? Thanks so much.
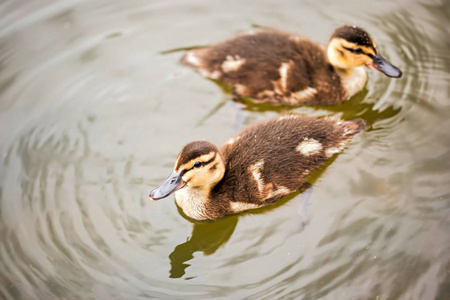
[0,0,449,299]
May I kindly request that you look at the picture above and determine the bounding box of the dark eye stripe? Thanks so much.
[181,154,217,175]
[342,46,373,58]
[209,163,218,172]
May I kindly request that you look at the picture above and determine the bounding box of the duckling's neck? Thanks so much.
[335,66,367,99]
[175,186,212,220]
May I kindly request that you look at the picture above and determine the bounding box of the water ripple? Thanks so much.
[1,0,449,299]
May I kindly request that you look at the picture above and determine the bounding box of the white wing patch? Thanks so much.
[198,68,221,79]
[222,55,246,73]
[249,160,265,193]
[293,87,318,100]
[230,201,261,213]
[208,70,221,80]
[233,84,248,95]
[266,186,291,199]
[325,147,340,157]
[296,138,323,156]
[325,143,346,158]
[184,51,203,67]
[279,62,291,92]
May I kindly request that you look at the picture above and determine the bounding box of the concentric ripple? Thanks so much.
[0,0,449,299]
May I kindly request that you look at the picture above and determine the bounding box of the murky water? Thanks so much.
[1,0,449,299]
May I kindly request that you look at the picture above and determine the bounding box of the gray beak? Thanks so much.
[368,54,402,78]
[149,170,185,200]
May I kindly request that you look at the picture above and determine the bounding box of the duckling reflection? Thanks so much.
[182,25,402,106]
[168,183,316,279]
[169,216,238,279]
[198,87,401,133]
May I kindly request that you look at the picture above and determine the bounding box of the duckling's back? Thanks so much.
[182,31,347,105]
[214,115,365,210]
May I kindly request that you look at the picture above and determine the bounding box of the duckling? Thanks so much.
[182,25,402,106]
[149,115,365,220]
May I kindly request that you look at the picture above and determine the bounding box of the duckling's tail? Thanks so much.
[181,48,208,68]
[341,119,366,136]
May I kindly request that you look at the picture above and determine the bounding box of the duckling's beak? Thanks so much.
[368,54,402,78]
[149,170,186,200]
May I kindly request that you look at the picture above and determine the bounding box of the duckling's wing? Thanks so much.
[218,116,365,206]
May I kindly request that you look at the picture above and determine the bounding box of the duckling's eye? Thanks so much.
[194,161,202,168]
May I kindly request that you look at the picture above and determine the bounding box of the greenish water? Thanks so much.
[0,0,449,299]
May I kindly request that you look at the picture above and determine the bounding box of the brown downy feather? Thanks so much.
[182,30,348,106]
[160,115,365,220]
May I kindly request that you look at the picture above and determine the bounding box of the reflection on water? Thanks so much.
[169,216,238,279]
[1,0,449,299]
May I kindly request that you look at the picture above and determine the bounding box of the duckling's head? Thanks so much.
[149,141,225,200]
[327,25,402,78]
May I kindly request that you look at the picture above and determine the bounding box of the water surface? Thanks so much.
[1,0,449,299]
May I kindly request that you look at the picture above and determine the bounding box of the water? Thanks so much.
[0,0,449,299]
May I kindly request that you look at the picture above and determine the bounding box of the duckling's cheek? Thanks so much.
[181,173,192,185]
[186,170,214,187]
